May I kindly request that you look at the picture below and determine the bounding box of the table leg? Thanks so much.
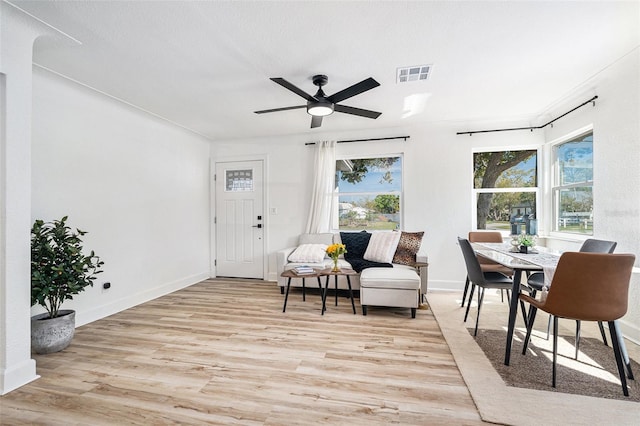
[318,277,325,314]
[283,277,292,313]
[504,269,523,365]
[335,275,338,306]
[346,276,356,314]
[322,276,330,315]
[302,277,306,301]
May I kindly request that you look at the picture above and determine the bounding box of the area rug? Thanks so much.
[428,292,640,426]
[471,328,640,402]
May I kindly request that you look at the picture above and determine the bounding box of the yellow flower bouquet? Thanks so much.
[326,243,347,272]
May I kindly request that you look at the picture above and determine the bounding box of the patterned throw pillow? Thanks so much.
[288,244,328,263]
[340,231,371,260]
[363,231,402,263]
[392,231,424,266]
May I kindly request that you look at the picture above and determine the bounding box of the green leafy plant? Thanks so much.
[517,233,536,247]
[31,216,104,319]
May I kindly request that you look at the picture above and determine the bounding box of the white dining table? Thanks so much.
[473,241,634,380]
[473,242,559,365]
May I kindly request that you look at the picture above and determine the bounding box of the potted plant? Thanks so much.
[30,216,104,354]
[517,232,536,254]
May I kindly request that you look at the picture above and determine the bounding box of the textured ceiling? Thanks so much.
[11,0,640,141]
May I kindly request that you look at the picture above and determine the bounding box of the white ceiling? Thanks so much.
[11,0,640,141]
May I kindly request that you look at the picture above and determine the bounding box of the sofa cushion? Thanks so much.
[360,267,420,289]
[364,231,401,263]
[392,231,424,266]
[288,243,328,263]
[341,231,371,260]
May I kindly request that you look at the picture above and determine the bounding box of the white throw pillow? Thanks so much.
[288,244,328,263]
[363,231,402,263]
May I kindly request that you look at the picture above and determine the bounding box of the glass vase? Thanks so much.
[331,257,340,272]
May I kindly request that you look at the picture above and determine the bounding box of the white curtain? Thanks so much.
[305,140,337,233]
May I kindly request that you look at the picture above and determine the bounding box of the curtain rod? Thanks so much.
[456,96,598,136]
[305,135,410,146]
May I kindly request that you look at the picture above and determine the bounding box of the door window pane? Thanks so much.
[225,169,253,192]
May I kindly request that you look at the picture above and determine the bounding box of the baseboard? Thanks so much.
[266,271,277,282]
[617,319,640,346]
[425,279,463,292]
[1,359,38,395]
[75,272,210,327]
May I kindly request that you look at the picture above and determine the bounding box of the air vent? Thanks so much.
[396,65,431,83]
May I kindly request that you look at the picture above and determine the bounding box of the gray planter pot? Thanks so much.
[31,310,76,354]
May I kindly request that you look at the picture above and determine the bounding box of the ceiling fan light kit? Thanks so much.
[255,74,381,128]
[307,100,334,117]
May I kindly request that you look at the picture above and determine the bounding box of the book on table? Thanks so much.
[293,266,315,275]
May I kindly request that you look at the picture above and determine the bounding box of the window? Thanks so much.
[552,131,593,235]
[473,150,538,234]
[335,156,402,230]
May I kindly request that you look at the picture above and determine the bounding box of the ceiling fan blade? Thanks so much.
[334,104,382,119]
[254,105,306,114]
[310,115,323,128]
[271,78,317,102]
[327,77,380,103]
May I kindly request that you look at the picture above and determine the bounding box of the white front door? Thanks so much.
[215,160,264,279]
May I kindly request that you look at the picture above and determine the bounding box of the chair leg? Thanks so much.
[522,305,538,355]
[464,284,476,322]
[598,321,609,346]
[552,316,559,388]
[461,276,470,307]
[575,320,581,360]
[525,289,536,328]
[609,321,629,396]
[613,320,634,380]
[500,289,504,303]
[474,287,485,336]
[546,315,552,340]
[519,299,529,327]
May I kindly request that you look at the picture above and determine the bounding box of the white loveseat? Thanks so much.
[275,231,429,296]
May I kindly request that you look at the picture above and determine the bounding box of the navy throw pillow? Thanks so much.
[340,231,371,260]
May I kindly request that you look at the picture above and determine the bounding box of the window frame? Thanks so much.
[333,153,404,231]
[549,128,594,237]
[471,147,540,235]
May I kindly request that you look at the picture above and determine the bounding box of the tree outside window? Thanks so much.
[335,156,402,230]
[473,150,538,233]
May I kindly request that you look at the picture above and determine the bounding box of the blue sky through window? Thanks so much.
[337,158,402,193]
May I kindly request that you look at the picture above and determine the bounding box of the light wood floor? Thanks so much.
[0,279,484,425]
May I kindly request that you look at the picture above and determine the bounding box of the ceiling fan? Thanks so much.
[254,74,382,128]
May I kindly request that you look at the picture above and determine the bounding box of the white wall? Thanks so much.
[30,68,212,326]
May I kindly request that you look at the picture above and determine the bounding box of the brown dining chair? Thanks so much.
[462,231,514,307]
[519,252,636,396]
[526,239,617,356]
